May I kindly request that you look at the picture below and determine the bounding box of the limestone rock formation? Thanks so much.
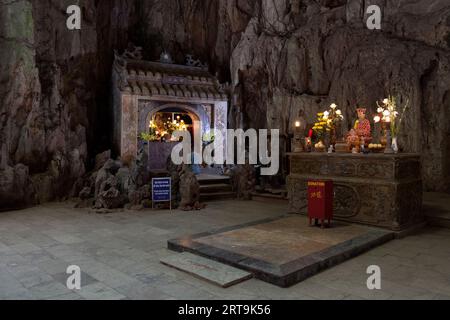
[0,0,135,209]
[1,0,450,212]
[229,164,257,200]
[179,166,204,211]
[0,164,36,210]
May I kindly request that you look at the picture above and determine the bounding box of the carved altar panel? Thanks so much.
[287,153,423,231]
[291,159,325,175]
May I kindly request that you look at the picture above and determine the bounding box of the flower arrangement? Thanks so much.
[139,132,158,142]
[312,103,344,142]
[375,95,409,137]
[140,117,188,142]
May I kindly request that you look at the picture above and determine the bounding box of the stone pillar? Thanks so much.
[121,94,139,164]
[214,101,228,160]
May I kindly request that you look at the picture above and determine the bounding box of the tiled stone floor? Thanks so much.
[0,199,449,300]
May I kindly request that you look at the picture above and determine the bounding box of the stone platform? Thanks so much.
[168,216,394,287]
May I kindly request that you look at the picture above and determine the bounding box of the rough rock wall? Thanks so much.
[0,0,135,208]
[132,0,255,81]
[229,0,450,191]
[1,0,449,210]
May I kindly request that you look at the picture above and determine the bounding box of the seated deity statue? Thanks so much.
[346,129,360,151]
[354,108,372,145]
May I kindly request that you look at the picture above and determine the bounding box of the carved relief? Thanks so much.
[333,184,361,218]
[290,159,323,175]
[357,162,393,179]
[121,95,138,162]
[287,176,307,213]
[329,162,357,177]
[214,102,228,155]
[357,184,394,224]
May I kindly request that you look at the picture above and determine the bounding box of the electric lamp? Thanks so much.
[292,118,305,153]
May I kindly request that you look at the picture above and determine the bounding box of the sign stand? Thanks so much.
[152,177,172,212]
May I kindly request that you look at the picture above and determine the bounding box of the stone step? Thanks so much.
[160,252,252,288]
[251,192,288,201]
[200,183,233,194]
[427,215,450,228]
[197,174,231,186]
[198,178,231,186]
[200,192,236,202]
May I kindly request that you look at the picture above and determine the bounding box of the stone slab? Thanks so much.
[160,252,253,288]
[168,216,395,287]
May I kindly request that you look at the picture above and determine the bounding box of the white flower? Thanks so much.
[383,98,389,105]
[377,107,384,113]
[374,116,381,123]
[330,103,337,109]
[383,110,391,117]
[323,111,330,117]
[336,110,342,115]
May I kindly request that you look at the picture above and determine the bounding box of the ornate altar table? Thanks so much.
[287,153,423,231]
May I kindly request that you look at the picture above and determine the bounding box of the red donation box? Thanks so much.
[308,180,334,228]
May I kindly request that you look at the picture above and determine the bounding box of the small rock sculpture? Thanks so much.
[179,165,205,211]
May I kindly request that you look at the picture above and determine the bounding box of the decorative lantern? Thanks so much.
[292,116,306,153]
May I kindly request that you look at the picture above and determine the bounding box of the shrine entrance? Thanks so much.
[143,105,204,170]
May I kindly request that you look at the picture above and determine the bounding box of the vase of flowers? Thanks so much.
[375,95,409,154]
[312,103,344,152]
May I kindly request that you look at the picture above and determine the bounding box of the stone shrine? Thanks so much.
[112,47,229,170]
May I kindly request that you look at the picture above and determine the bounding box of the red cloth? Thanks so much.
[355,119,371,139]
